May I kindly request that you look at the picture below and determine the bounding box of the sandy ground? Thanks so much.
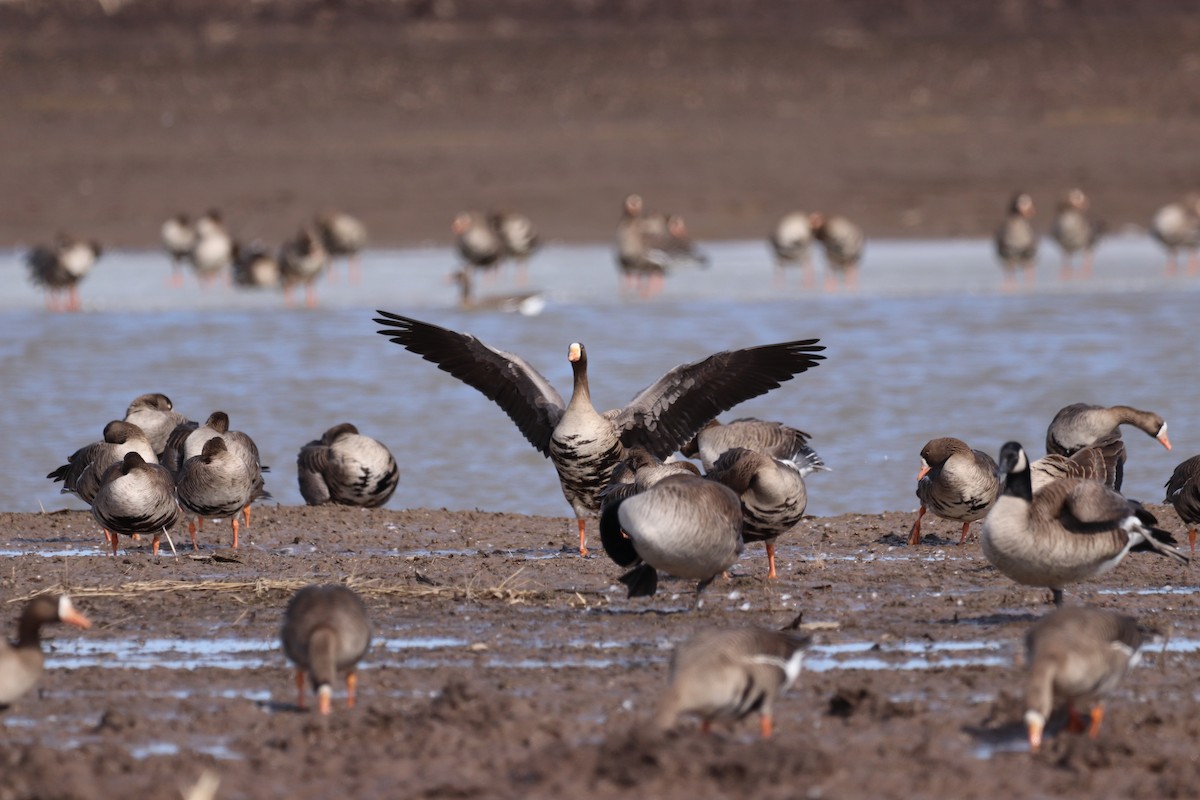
[1,504,1199,799]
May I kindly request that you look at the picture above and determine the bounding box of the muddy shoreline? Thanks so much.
[1,504,1198,799]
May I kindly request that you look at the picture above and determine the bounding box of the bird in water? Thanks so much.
[809,212,865,292]
[26,233,102,312]
[995,192,1037,291]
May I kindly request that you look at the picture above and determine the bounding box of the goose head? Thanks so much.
[321,422,360,444]
[102,420,144,445]
[19,594,92,644]
[204,411,231,434]
[1009,192,1035,218]
[201,436,229,461]
[1064,188,1088,211]
[622,194,644,218]
[807,212,827,235]
[996,441,1033,500]
[451,213,474,236]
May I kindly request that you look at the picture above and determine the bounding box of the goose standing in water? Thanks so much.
[47,420,158,504]
[124,392,191,458]
[298,423,400,508]
[809,213,865,292]
[1023,606,1154,752]
[314,209,368,284]
[1150,196,1200,277]
[995,192,1037,290]
[0,595,91,711]
[453,211,504,281]
[189,210,234,286]
[232,242,282,289]
[374,312,825,555]
[704,448,808,579]
[281,584,371,715]
[769,211,815,289]
[908,437,1000,546]
[615,194,707,298]
[449,269,546,316]
[1045,403,1170,492]
[1164,454,1200,553]
[681,417,827,476]
[1050,189,1102,281]
[279,225,330,308]
[91,452,181,556]
[489,210,540,285]
[657,627,809,738]
[176,437,263,550]
[980,442,1187,607]
[26,234,102,312]
[160,213,195,288]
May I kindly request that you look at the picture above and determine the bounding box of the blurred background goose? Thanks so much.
[314,209,368,284]
[374,312,825,556]
[47,420,158,505]
[995,192,1037,290]
[297,422,399,508]
[123,393,190,459]
[1024,606,1154,753]
[189,210,233,286]
[26,233,102,312]
[681,417,827,476]
[449,269,546,316]
[90,452,180,556]
[809,212,865,291]
[280,584,371,715]
[1045,403,1170,491]
[615,195,707,298]
[909,437,1000,546]
[160,213,194,288]
[1050,189,1102,281]
[1,595,91,711]
[489,209,540,285]
[453,211,504,280]
[769,211,815,289]
[232,242,282,290]
[656,627,809,738]
[1164,454,1200,553]
[279,225,330,308]
[1150,195,1200,276]
[981,442,1187,606]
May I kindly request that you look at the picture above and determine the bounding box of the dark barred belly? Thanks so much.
[550,435,624,515]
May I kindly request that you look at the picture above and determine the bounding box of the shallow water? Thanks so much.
[2,234,1195,520]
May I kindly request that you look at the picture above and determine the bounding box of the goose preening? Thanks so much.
[26,234,102,312]
[449,269,546,316]
[980,442,1187,606]
[314,209,368,284]
[489,210,540,284]
[232,242,282,289]
[908,437,1000,546]
[704,447,808,579]
[91,452,181,556]
[298,422,400,508]
[1,595,91,711]
[1045,403,1170,492]
[176,437,263,550]
[373,311,825,555]
[1024,606,1154,752]
[599,456,742,598]
[47,420,158,505]
[279,225,330,308]
[280,584,371,715]
[769,211,815,289]
[995,192,1037,290]
[124,392,190,458]
[681,417,827,476]
[615,194,708,298]
[161,213,195,288]
[809,213,865,292]
[163,411,269,508]
[1050,189,1102,281]
[1164,454,1200,553]
[453,211,504,278]
[1150,196,1200,277]
[656,627,809,738]
[190,210,234,286]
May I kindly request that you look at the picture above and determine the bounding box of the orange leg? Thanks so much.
[1189,527,1196,556]
[765,541,778,579]
[957,521,972,545]
[1066,703,1087,734]
[188,518,200,551]
[242,504,252,529]
[295,669,306,710]
[152,532,161,557]
[577,518,588,557]
[1087,705,1105,739]
[908,506,926,545]
[108,530,119,556]
[346,672,358,709]
[700,719,712,735]
[231,516,240,549]
[760,713,774,739]
[305,285,318,309]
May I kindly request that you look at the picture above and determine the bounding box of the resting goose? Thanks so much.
[1150,196,1200,277]
[176,437,259,549]
[489,210,540,284]
[374,311,825,555]
[26,233,102,312]
[281,584,371,715]
[769,211,815,289]
[1024,606,1153,752]
[908,437,1000,546]
[297,422,400,508]
[980,442,1187,606]
[450,269,546,316]
[599,461,743,598]
[124,392,190,457]
[91,452,181,556]
[704,448,808,579]
[1050,189,1102,281]
[163,411,267,509]
[1164,454,1200,553]
[279,226,330,308]
[47,420,158,504]
[161,213,195,288]
[809,213,865,292]
[1,594,91,710]
[314,209,368,284]
[656,627,809,738]
[453,211,504,278]
[681,417,827,476]
[995,192,1037,290]
[1045,403,1170,491]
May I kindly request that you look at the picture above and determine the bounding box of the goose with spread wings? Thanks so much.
[373,312,825,555]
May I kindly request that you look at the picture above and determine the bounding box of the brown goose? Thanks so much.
[981,442,1187,606]
[1164,454,1200,553]
[280,584,371,715]
[297,423,400,508]
[599,461,742,598]
[232,241,282,289]
[453,211,504,278]
[449,269,546,316]
[163,411,268,512]
[26,233,102,312]
[314,209,368,284]
[1030,441,1123,494]
[809,213,865,292]
[681,417,827,475]
[704,448,808,579]
[908,437,1000,546]
[615,195,707,298]
[124,392,190,457]
[1045,403,1170,491]
[176,437,259,549]
[190,210,233,285]
[1,594,91,711]
[47,420,158,505]
[160,213,195,288]
[995,192,1037,290]
[769,211,815,289]
[489,210,540,284]
[279,226,330,308]
[1150,196,1200,277]
[91,452,181,556]
[374,312,825,555]
[656,628,809,738]
[1050,189,1102,281]
[1024,606,1153,752]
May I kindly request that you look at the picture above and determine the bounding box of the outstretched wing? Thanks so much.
[374,311,566,456]
[612,339,825,458]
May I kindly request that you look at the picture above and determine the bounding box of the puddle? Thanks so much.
[805,639,1011,673]
[0,546,105,557]
[366,547,562,561]
[972,738,1030,759]
[1096,586,1200,597]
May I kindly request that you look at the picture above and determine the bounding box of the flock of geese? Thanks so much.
[24,190,1200,312]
